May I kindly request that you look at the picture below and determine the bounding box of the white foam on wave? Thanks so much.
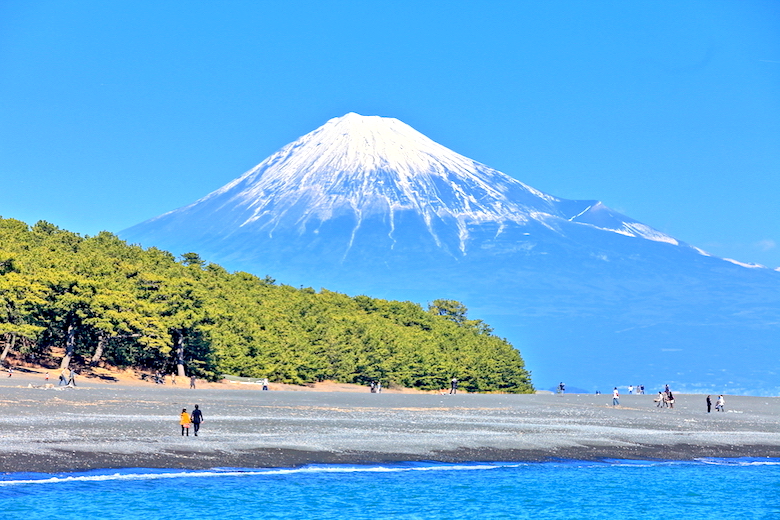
[558,457,780,469]
[3,458,777,487]
[0,463,516,487]
[695,458,780,466]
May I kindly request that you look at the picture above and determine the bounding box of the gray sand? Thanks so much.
[1,371,779,472]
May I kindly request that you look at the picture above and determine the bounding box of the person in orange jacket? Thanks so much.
[180,408,191,436]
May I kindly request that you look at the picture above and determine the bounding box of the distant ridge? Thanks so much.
[122,113,780,395]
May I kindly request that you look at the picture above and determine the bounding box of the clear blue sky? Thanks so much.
[2,1,779,267]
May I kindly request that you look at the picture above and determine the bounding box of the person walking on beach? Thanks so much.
[68,368,76,386]
[450,377,459,394]
[715,395,725,412]
[666,390,675,408]
[190,375,196,389]
[58,369,68,386]
[612,387,620,406]
[262,378,269,391]
[706,395,712,413]
[190,404,203,436]
[180,408,191,436]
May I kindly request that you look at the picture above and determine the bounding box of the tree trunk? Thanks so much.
[60,323,76,370]
[173,329,186,377]
[0,334,16,364]
[90,334,106,366]
[90,333,139,366]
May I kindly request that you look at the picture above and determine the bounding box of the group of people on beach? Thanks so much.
[58,368,77,386]
[611,384,672,408]
[654,385,676,408]
[706,394,726,412]
[179,405,204,436]
[369,377,459,394]
[612,384,728,413]
[154,371,198,389]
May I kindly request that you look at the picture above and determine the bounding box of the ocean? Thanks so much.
[1,459,778,519]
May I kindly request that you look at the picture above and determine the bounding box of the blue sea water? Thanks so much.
[1,459,779,519]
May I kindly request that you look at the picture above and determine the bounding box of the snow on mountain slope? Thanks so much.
[134,113,682,255]
[567,202,679,245]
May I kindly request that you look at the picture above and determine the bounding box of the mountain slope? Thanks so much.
[121,113,780,395]
[126,113,681,257]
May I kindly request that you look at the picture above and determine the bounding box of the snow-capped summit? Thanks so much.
[131,113,679,255]
[181,112,563,236]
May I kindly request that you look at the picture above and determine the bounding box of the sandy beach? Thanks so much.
[1,368,779,473]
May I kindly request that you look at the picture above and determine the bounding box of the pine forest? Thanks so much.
[0,217,533,393]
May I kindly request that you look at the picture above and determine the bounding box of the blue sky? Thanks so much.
[1,1,779,267]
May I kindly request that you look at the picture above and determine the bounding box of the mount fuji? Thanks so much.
[121,113,780,395]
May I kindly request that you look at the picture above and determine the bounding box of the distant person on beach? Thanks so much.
[628,385,633,394]
[262,378,269,391]
[612,387,619,406]
[715,395,725,412]
[190,375,196,389]
[655,391,664,407]
[180,408,191,436]
[68,369,76,386]
[450,377,458,394]
[191,404,203,436]
[666,390,674,408]
[58,369,68,386]
[7,366,12,377]
[171,373,177,385]
[558,382,565,394]
[706,395,712,413]
[45,371,49,381]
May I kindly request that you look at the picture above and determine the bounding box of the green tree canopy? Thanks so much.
[0,217,533,393]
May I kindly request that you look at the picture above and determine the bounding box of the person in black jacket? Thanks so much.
[191,404,204,436]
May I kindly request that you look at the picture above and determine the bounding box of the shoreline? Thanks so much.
[1,370,779,474]
[4,444,780,475]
